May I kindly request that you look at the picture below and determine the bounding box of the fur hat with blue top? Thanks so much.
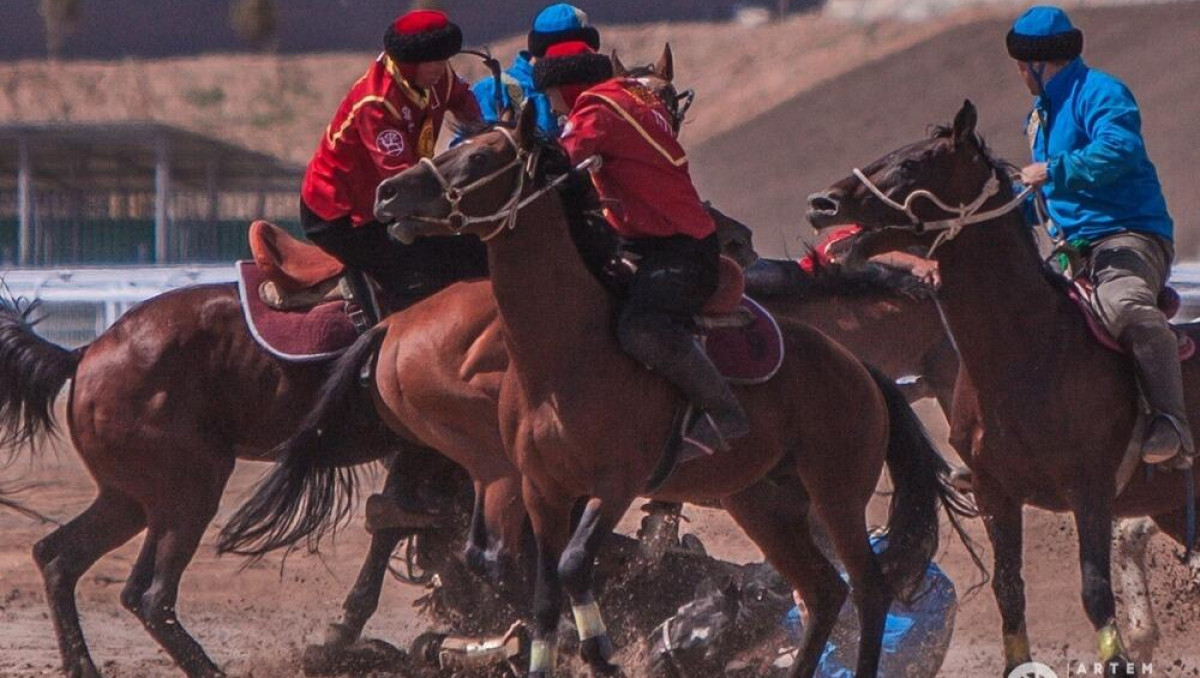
[1007,6,1083,62]
[528,3,601,58]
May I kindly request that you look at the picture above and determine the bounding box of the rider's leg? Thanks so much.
[1091,233,1194,467]
[616,234,748,459]
[302,200,489,310]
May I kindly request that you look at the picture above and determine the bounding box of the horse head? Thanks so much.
[807,100,1008,238]
[613,44,694,134]
[375,100,544,244]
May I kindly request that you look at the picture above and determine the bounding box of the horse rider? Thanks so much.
[301,9,487,320]
[535,42,750,461]
[1010,6,1193,469]
[472,3,601,135]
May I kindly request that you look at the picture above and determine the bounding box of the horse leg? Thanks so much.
[523,478,574,678]
[1112,518,1160,664]
[1073,491,1135,677]
[33,489,147,678]
[1148,507,1200,585]
[807,484,890,677]
[324,526,407,647]
[464,479,491,577]
[722,479,846,678]
[921,335,959,421]
[976,477,1032,674]
[128,461,234,678]
[558,495,631,675]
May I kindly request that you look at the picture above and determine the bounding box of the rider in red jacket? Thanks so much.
[535,42,749,461]
[301,10,485,314]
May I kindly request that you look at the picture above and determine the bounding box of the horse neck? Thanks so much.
[485,192,612,384]
[934,211,1065,385]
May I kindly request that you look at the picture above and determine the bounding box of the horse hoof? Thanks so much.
[321,622,358,648]
[69,659,103,678]
[581,635,617,672]
[364,494,442,533]
[302,638,407,676]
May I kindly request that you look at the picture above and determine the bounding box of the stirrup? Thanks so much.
[1143,413,1193,467]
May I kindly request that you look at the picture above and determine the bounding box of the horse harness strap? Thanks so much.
[851,168,1036,257]
[413,126,601,242]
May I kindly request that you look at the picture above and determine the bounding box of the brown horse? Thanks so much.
[746,241,958,414]
[807,100,1200,676]
[364,93,972,677]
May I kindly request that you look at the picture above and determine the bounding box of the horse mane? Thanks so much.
[928,124,1074,295]
[794,257,936,301]
[457,121,620,291]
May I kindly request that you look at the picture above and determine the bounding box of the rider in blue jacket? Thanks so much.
[1011,6,1192,469]
[471,3,601,136]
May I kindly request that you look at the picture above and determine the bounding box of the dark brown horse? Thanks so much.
[808,100,1200,676]
[746,242,958,414]
[363,92,972,677]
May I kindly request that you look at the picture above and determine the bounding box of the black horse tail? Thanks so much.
[218,326,386,559]
[867,365,984,602]
[0,295,81,452]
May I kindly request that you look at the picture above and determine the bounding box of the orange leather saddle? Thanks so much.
[248,220,345,294]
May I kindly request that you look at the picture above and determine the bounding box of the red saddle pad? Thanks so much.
[704,297,785,385]
[237,261,359,362]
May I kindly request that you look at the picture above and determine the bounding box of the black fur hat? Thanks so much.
[384,10,463,63]
[532,42,613,91]
[1006,28,1083,62]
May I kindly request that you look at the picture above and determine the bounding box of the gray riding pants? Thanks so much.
[1087,232,1173,339]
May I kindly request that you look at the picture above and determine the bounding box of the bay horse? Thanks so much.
[807,100,1200,676]
[362,94,973,677]
[0,218,754,678]
[0,287,472,678]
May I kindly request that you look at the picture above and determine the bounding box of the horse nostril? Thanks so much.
[807,193,840,214]
[379,184,397,202]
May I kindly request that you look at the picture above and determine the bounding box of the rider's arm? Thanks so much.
[446,68,483,126]
[355,101,417,175]
[470,77,502,124]
[558,101,611,166]
[1049,82,1145,191]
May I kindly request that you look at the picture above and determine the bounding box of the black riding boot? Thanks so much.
[1119,322,1195,469]
[618,315,750,462]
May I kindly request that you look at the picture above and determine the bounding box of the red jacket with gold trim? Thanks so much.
[301,55,481,226]
[558,79,715,241]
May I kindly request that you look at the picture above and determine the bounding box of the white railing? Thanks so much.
[5,262,1200,348]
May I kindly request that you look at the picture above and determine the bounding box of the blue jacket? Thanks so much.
[1027,57,1172,244]
[471,52,560,137]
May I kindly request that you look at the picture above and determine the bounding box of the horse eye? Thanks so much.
[468,152,489,168]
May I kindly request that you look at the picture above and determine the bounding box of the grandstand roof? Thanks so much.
[0,122,303,193]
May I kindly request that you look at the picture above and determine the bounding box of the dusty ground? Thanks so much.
[1,402,1198,677]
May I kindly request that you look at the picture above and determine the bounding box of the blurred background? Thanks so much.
[2,0,1199,344]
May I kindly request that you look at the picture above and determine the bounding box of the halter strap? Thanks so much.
[851,167,1035,257]
[408,126,601,242]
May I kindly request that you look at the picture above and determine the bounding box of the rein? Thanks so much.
[851,167,1035,257]
[412,127,599,242]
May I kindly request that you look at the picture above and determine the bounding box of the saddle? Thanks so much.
[237,221,362,362]
[248,220,348,308]
[1067,278,1194,361]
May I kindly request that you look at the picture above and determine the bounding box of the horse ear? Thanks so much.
[611,49,628,77]
[655,43,674,82]
[516,99,538,150]
[498,104,517,125]
[952,99,978,146]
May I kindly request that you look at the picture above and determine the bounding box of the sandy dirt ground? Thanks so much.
[1,402,1198,678]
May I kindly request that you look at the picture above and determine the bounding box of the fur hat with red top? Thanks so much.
[532,41,613,91]
[384,10,464,63]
